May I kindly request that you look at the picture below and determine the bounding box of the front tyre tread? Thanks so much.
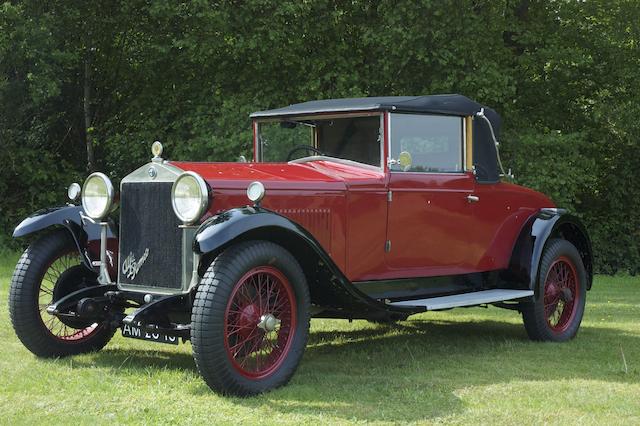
[191,240,310,396]
[9,230,115,358]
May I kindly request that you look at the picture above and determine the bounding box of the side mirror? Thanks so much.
[398,151,412,171]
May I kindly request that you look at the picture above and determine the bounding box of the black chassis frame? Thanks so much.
[14,203,592,338]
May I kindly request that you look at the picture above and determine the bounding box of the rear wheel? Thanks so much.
[9,229,115,357]
[191,241,310,396]
[521,238,587,342]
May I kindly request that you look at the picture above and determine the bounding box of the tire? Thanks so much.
[521,238,587,342]
[9,229,115,358]
[191,240,310,396]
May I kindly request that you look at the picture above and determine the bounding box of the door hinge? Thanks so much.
[387,191,393,202]
[385,240,392,252]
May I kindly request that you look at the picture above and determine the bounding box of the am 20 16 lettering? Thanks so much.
[121,324,178,345]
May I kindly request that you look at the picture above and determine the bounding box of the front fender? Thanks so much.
[13,205,116,272]
[194,207,310,255]
[194,207,420,318]
[14,206,87,238]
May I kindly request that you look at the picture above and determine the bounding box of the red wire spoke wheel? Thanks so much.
[191,241,310,396]
[522,239,587,342]
[9,229,115,358]
[224,266,296,379]
[38,251,102,342]
[543,256,579,333]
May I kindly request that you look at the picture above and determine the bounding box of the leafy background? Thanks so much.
[0,1,638,273]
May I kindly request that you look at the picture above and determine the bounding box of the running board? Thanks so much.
[389,289,534,311]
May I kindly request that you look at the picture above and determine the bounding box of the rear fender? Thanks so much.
[506,209,593,294]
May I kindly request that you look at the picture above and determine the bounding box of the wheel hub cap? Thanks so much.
[257,313,281,332]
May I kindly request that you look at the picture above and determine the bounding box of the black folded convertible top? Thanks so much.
[250,94,492,118]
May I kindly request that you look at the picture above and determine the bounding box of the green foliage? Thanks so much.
[503,131,597,217]
[0,0,638,272]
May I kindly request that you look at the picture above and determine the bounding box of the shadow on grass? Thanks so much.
[234,319,637,422]
[70,346,197,373]
[66,317,638,422]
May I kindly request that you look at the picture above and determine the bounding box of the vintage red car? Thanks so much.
[9,95,592,395]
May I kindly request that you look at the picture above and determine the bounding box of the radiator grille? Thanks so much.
[118,182,182,290]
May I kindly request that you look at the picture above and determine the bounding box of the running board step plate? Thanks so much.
[389,289,534,311]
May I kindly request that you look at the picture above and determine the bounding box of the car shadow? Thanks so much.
[228,319,638,422]
[75,346,197,372]
[68,317,638,423]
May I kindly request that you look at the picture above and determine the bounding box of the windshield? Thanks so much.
[256,115,382,167]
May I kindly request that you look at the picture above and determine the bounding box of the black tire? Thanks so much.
[521,238,587,342]
[9,229,115,358]
[191,240,310,396]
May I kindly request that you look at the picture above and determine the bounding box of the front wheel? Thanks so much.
[9,229,115,357]
[521,238,587,342]
[191,241,310,396]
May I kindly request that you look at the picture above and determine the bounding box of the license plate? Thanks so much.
[121,324,179,345]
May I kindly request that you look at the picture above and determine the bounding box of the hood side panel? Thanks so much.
[206,188,347,273]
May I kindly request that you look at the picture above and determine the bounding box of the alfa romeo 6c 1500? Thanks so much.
[9,95,592,395]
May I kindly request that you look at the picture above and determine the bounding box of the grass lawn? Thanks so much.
[0,251,639,425]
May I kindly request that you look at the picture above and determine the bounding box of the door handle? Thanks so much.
[467,195,480,203]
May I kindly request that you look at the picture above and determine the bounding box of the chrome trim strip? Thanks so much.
[288,155,382,172]
[98,222,113,285]
[120,161,184,187]
[181,226,198,291]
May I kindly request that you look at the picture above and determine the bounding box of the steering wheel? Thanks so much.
[286,145,324,161]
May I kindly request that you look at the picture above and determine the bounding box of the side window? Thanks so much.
[390,114,463,173]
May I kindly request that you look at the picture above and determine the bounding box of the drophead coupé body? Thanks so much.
[9,95,592,395]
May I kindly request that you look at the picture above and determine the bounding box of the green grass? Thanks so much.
[0,252,639,425]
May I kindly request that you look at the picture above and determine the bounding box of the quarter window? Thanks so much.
[389,114,463,173]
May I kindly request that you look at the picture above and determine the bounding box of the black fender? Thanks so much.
[13,205,116,271]
[194,207,420,318]
[506,208,593,294]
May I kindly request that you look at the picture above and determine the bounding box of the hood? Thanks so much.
[169,160,385,191]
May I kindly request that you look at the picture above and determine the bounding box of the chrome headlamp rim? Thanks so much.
[81,172,115,220]
[171,171,209,225]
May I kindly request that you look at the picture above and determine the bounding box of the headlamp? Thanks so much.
[171,172,209,224]
[81,173,115,220]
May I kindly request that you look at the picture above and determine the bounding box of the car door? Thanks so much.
[385,113,478,278]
